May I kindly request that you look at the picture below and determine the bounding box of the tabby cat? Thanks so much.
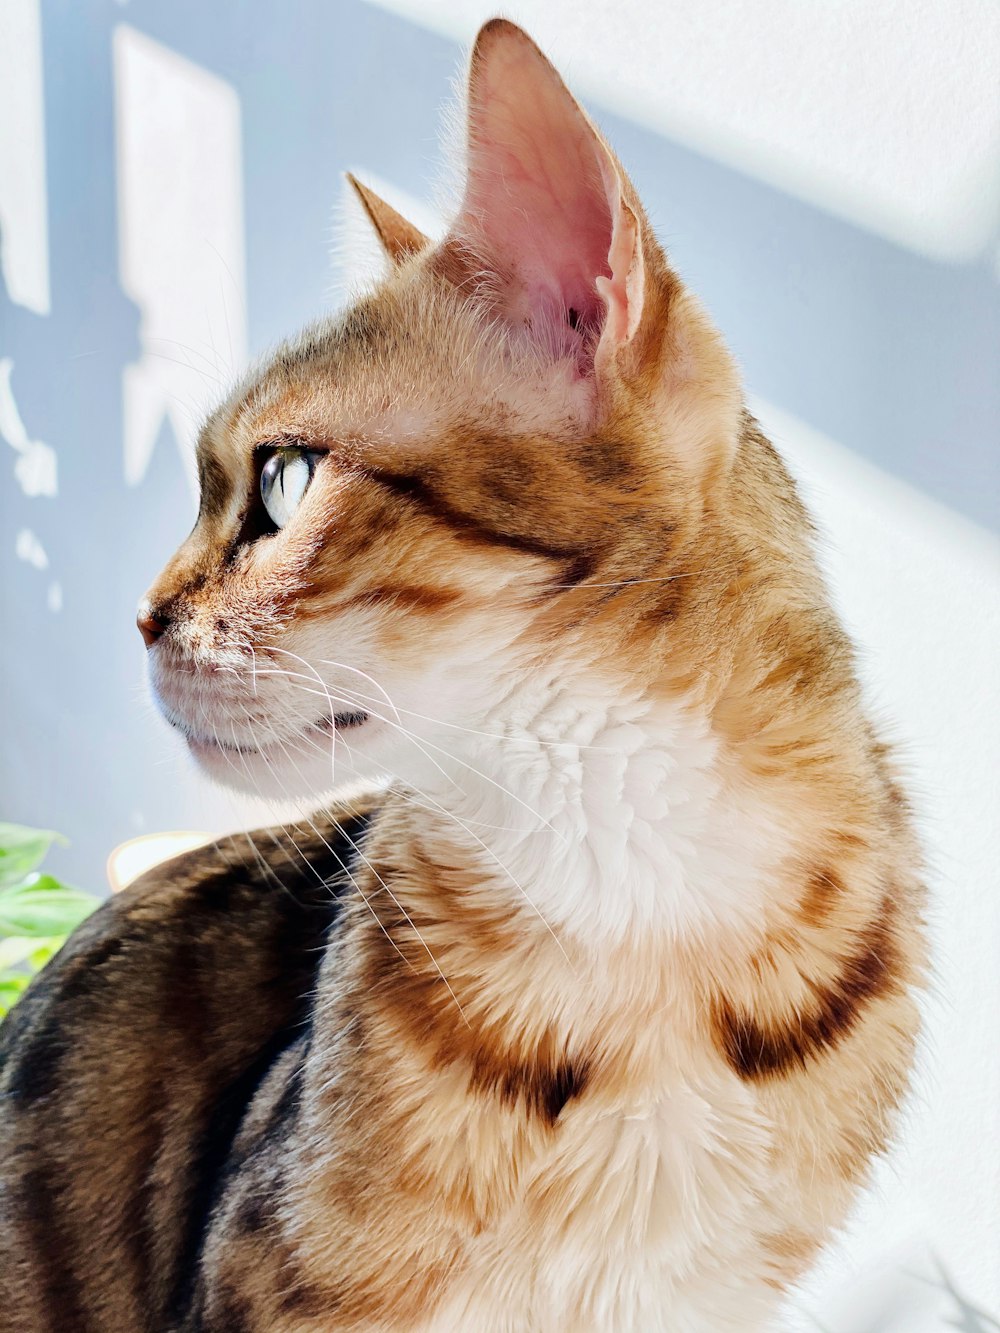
[0,20,925,1332]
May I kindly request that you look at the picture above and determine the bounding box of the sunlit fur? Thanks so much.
[0,20,924,1333]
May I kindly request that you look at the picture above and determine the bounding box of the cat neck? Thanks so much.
[385,668,774,952]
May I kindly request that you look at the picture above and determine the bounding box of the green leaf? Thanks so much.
[0,823,61,889]
[0,936,39,970]
[0,933,67,980]
[0,883,98,938]
[27,939,63,970]
[18,873,76,895]
[0,975,29,1017]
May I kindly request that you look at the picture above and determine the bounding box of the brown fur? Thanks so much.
[0,19,924,1332]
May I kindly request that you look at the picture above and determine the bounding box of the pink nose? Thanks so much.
[137,609,167,649]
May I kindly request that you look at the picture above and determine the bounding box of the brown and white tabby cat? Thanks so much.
[0,19,925,1332]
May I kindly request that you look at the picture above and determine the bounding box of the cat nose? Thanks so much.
[137,604,169,649]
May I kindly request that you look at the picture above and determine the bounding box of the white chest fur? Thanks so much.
[381,676,792,1329]
[407,675,778,947]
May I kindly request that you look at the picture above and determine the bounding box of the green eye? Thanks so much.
[260,447,316,529]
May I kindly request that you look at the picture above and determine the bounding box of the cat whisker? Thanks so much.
[271,646,402,728]
[228,713,421,984]
[263,725,472,1028]
[316,678,618,755]
[247,663,463,794]
[321,698,572,966]
[138,349,226,385]
[548,563,738,590]
[251,664,569,845]
[244,664,570,961]
[144,334,231,375]
[262,660,573,847]
[209,720,309,908]
[291,721,545,837]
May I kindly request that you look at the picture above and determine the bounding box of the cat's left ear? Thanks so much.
[347,174,429,264]
[446,19,664,384]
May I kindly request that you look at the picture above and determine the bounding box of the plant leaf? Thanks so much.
[0,937,39,970]
[28,939,64,970]
[0,884,98,938]
[0,975,29,1017]
[0,823,61,889]
[18,873,76,895]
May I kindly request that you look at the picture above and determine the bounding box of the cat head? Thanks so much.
[140,19,744,799]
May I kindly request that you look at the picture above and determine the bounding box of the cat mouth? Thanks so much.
[314,711,370,735]
[181,711,370,757]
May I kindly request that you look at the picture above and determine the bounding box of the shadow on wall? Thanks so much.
[930,1259,1000,1332]
[805,1256,1000,1332]
[1,0,998,893]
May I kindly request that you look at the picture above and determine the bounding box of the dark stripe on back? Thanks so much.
[14,1165,90,1333]
[2,933,126,1107]
[168,812,371,1323]
[119,1074,164,1318]
[166,1029,310,1326]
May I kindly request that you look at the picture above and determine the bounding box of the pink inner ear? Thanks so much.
[456,32,618,358]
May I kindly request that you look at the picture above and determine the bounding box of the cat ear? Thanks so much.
[346,174,429,264]
[448,19,652,377]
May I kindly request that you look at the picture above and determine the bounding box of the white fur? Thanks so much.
[350,658,781,947]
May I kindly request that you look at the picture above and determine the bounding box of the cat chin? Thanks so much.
[186,730,372,802]
[186,717,400,802]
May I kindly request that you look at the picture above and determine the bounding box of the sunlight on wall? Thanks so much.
[113,26,248,496]
[366,0,1000,265]
[0,0,50,314]
[0,358,58,498]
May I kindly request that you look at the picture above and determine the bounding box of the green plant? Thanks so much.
[0,822,101,1018]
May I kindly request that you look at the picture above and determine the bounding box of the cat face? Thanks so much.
[139,20,742,800]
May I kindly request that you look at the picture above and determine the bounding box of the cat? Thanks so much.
[0,18,925,1332]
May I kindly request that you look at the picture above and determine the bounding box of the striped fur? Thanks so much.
[0,20,924,1332]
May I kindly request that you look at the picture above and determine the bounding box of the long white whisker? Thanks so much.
[245,660,572,963]
[325,679,571,848]
[242,662,612,754]
[266,726,472,1027]
[254,665,569,844]
[548,564,737,590]
[232,715,420,984]
[322,698,572,967]
[247,663,462,793]
[209,721,307,907]
[327,683,616,754]
[203,651,570,962]
[270,646,402,727]
[291,721,546,836]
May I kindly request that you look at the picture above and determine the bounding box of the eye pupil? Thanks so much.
[260,447,315,530]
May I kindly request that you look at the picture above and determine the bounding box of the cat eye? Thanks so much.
[259,446,319,529]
